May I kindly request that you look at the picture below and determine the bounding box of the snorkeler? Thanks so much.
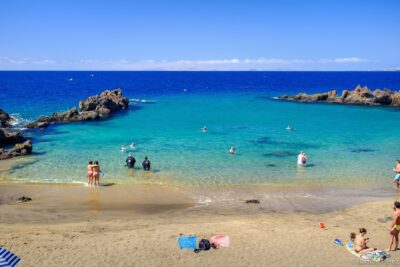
[142,156,151,171]
[229,146,236,154]
[202,126,207,133]
[286,125,293,130]
[126,153,136,168]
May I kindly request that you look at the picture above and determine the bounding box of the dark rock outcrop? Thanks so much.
[0,108,14,128]
[0,129,26,146]
[277,85,400,107]
[26,89,129,128]
[0,140,32,160]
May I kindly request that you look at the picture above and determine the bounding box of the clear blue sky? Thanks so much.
[0,0,399,70]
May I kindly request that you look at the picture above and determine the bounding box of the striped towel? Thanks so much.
[0,247,20,267]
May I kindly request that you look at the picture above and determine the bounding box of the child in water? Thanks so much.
[392,160,400,188]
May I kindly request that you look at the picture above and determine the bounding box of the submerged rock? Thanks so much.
[277,85,400,107]
[26,89,129,128]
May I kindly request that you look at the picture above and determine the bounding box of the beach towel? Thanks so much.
[178,235,197,250]
[210,235,230,248]
[346,242,360,257]
[361,250,390,263]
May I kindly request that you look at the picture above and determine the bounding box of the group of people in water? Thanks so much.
[125,153,151,171]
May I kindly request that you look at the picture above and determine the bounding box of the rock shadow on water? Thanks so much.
[350,148,375,153]
[250,137,321,150]
[262,150,297,158]
[265,163,277,167]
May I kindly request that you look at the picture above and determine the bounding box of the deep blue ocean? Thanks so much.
[1,71,400,186]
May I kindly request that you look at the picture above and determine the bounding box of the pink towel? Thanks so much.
[211,235,229,248]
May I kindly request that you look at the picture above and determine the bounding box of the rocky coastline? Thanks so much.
[277,85,400,107]
[0,89,129,160]
[26,89,129,129]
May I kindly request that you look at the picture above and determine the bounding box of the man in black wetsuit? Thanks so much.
[142,156,151,171]
[126,153,136,168]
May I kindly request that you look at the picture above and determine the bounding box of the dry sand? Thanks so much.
[1,183,400,267]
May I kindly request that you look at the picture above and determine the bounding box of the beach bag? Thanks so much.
[199,239,211,250]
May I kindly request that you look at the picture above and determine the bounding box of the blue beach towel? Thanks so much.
[178,235,197,249]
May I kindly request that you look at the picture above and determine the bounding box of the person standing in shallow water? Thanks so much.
[387,201,400,251]
[87,161,94,186]
[297,151,307,166]
[126,153,136,168]
[142,156,151,171]
[92,161,100,186]
[392,160,400,188]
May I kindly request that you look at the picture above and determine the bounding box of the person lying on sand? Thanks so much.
[392,160,400,188]
[354,228,375,255]
[387,201,400,251]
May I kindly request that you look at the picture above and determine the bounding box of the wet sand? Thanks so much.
[1,183,400,266]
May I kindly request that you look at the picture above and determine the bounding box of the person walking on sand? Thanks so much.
[392,160,400,188]
[354,228,375,255]
[93,161,100,186]
[87,161,94,187]
[142,156,151,171]
[387,201,400,251]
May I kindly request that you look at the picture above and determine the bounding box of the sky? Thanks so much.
[0,0,399,71]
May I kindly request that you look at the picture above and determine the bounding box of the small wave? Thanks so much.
[129,98,157,104]
[9,113,32,129]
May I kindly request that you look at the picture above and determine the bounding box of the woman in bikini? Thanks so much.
[87,161,94,187]
[92,161,100,187]
[354,228,375,255]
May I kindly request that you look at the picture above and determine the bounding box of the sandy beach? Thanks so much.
[0,183,399,267]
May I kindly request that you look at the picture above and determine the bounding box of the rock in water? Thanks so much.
[0,140,32,160]
[0,108,14,128]
[26,89,129,128]
[0,129,26,146]
[277,85,400,107]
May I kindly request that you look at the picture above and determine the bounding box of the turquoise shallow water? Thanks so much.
[1,71,399,187]
[7,92,400,186]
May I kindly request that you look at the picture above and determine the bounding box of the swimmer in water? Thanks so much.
[202,126,207,133]
[286,125,293,131]
[229,146,236,154]
[121,145,127,152]
[129,142,136,150]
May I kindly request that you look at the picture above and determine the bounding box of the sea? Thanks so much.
[1,71,400,191]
